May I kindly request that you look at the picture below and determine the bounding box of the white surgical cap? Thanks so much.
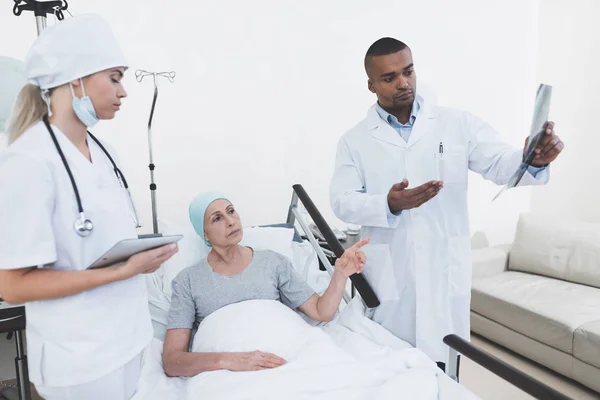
[25,14,128,90]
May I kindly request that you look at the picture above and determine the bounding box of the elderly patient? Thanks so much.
[162,192,368,377]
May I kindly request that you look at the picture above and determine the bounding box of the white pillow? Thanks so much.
[191,300,315,361]
[509,213,600,288]
[240,226,296,263]
[158,219,211,297]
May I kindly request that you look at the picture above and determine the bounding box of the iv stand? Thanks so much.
[13,0,69,35]
[135,70,175,234]
[7,3,69,399]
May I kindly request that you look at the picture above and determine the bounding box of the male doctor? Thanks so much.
[329,37,564,373]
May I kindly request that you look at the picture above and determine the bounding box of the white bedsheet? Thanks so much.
[134,302,435,400]
[136,295,478,400]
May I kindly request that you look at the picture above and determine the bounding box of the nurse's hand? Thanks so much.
[225,351,287,371]
[387,179,443,213]
[116,244,179,279]
[335,238,369,277]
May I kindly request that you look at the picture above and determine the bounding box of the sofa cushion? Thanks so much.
[509,213,600,289]
[574,320,600,369]
[471,247,509,278]
[471,271,600,354]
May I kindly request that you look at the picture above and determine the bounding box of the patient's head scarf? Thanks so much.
[189,192,230,247]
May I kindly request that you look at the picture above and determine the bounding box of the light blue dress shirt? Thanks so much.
[375,100,420,144]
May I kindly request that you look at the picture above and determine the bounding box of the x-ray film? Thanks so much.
[493,84,552,201]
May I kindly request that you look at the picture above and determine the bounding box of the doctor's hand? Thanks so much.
[525,121,564,167]
[116,244,179,280]
[335,238,369,277]
[387,179,443,213]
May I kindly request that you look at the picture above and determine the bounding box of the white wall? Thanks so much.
[530,0,600,223]
[1,0,540,243]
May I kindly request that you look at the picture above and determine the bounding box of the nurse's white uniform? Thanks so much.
[0,121,152,399]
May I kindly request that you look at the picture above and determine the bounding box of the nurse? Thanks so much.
[0,14,178,399]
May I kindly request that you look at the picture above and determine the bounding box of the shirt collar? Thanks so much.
[375,98,420,127]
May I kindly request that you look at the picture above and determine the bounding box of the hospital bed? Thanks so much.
[288,185,570,400]
[138,184,572,400]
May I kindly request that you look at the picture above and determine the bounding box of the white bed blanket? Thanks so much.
[133,299,477,400]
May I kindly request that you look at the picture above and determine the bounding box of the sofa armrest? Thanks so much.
[472,246,509,278]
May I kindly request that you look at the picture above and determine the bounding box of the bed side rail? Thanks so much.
[288,184,380,308]
[443,334,572,400]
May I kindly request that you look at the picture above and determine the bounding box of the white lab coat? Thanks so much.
[330,96,549,364]
[0,121,152,388]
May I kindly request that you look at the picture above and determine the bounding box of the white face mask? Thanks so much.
[70,79,99,127]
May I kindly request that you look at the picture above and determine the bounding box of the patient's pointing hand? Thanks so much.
[335,238,369,277]
[225,351,287,372]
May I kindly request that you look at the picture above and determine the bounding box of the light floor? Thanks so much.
[0,332,598,399]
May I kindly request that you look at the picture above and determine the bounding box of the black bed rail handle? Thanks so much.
[443,334,572,400]
[292,184,380,308]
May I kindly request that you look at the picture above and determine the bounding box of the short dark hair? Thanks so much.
[364,37,409,75]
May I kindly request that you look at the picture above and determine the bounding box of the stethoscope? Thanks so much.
[42,116,142,237]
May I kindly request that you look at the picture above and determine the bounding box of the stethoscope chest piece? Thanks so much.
[43,116,141,237]
[74,212,94,237]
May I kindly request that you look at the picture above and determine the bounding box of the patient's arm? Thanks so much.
[298,239,368,322]
[298,265,352,322]
[162,329,287,377]
[163,329,224,377]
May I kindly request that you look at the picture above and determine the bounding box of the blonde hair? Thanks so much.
[6,84,48,144]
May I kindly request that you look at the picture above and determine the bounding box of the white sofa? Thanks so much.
[470,213,600,393]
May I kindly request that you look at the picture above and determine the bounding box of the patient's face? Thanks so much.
[204,199,243,247]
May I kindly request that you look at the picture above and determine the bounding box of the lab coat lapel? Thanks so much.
[407,99,437,148]
[367,105,405,148]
